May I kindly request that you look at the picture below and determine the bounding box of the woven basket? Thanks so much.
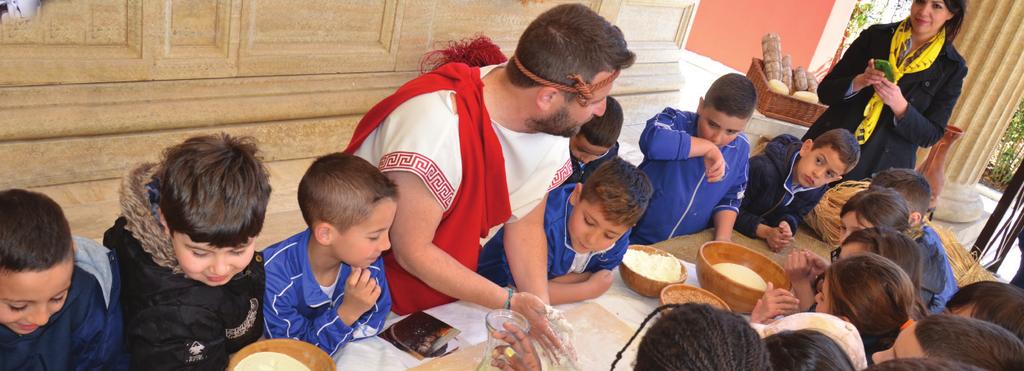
[927,221,997,287]
[804,180,870,246]
[747,58,828,127]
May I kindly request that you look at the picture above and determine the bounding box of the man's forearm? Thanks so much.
[503,222,550,303]
[396,242,508,309]
[504,196,552,303]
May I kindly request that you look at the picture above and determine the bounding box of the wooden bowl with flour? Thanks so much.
[228,338,334,371]
[697,241,790,313]
[620,244,687,297]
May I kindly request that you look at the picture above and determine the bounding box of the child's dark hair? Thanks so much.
[299,153,397,232]
[156,133,271,248]
[812,129,861,172]
[842,227,925,300]
[704,73,757,119]
[611,303,769,371]
[579,157,653,226]
[915,314,1024,371]
[870,169,932,215]
[867,358,984,371]
[840,187,911,234]
[946,281,1024,340]
[764,329,856,371]
[0,189,73,272]
[825,254,925,347]
[577,96,623,148]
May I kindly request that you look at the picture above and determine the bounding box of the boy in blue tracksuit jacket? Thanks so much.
[561,96,624,186]
[478,158,653,304]
[632,73,758,245]
[263,154,395,357]
[870,168,958,313]
[735,129,861,251]
[0,190,127,371]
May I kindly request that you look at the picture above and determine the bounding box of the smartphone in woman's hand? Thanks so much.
[873,60,895,82]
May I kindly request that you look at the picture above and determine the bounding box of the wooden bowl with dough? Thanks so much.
[697,241,790,313]
[620,244,687,297]
[228,338,334,371]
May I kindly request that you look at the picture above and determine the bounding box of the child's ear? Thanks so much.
[156,208,171,237]
[799,139,814,157]
[569,183,583,206]
[909,212,923,226]
[312,222,335,246]
[697,97,705,112]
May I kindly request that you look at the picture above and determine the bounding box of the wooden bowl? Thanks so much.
[620,244,687,297]
[697,241,790,313]
[227,339,335,371]
[659,284,731,311]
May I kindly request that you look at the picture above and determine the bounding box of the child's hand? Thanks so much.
[750,282,800,324]
[759,223,793,252]
[778,222,793,240]
[761,224,793,252]
[785,249,814,283]
[490,321,542,371]
[704,145,725,182]
[337,267,381,326]
[805,250,829,277]
[587,269,614,288]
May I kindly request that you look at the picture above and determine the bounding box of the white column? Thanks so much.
[934,0,1024,223]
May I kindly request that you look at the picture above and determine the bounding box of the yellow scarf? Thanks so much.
[855,19,945,144]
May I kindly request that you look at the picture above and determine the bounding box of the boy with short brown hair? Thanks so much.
[870,168,957,313]
[735,128,861,251]
[262,153,396,356]
[563,96,624,185]
[631,73,757,244]
[478,157,653,304]
[103,133,271,370]
[1,189,127,370]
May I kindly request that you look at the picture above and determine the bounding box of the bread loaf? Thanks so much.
[780,54,793,90]
[768,79,789,94]
[806,69,819,93]
[764,60,782,81]
[793,91,820,104]
[794,66,808,92]
[761,33,781,62]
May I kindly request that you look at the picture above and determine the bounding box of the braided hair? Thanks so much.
[611,303,769,371]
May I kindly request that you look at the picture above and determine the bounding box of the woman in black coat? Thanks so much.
[804,0,968,181]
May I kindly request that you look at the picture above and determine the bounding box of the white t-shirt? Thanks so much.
[319,276,339,299]
[354,65,571,225]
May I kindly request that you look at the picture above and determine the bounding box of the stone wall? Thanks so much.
[0,0,698,189]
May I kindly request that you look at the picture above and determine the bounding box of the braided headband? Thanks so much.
[511,55,619,106]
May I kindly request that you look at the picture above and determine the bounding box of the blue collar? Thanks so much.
[783,151,815,195]
[296,229,343,308]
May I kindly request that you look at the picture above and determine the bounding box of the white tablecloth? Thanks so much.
[334,261,700,370]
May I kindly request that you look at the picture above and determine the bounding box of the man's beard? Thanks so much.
[527,105,584,138]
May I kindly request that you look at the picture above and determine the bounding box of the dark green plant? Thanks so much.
[984,99,1024,190]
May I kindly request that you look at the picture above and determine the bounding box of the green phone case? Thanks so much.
[874,60,895,82]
